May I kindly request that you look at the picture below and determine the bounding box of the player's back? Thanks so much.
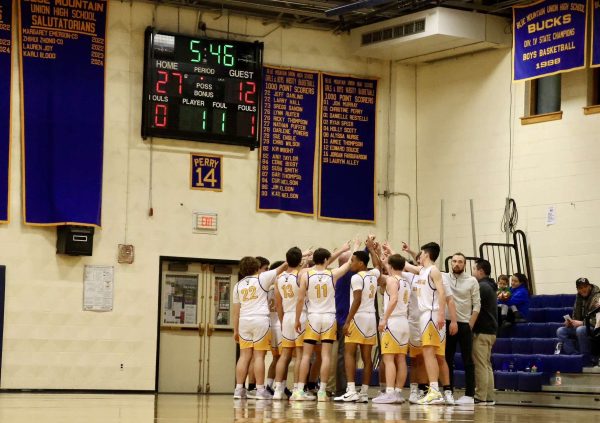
[306,269,335,314]
[277,270,305,314]
[234,276,270,316]
[350,269,380,314]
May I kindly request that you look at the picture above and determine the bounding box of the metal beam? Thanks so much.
[325,0,397,16]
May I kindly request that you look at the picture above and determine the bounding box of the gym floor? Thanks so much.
[0,393,594,422]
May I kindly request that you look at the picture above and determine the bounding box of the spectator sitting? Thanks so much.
[497,275,510,302]
[557,278,600,365]
[498,273,530,330]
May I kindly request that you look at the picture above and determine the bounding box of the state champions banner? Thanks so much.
[319,74,377,223]
[0,0,11,223]
[19,0,107,226]
[513,0,587,81]
[593,0,600,67]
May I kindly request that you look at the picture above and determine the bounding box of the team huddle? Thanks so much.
[232,236,457,405]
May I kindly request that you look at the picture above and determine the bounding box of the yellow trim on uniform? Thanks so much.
[409,344,422,358]
[421,321,445,356]
[381,330,408,355]
[239,330,272,351]
[344,319,376,345]
[304,320,337,342]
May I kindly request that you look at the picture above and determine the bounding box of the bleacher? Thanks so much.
[453,294,581,392]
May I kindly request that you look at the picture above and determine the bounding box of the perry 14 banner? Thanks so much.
[19,0,107,226]
[0,0,11,223]
[513,0,587,81]
[593,0,600,67]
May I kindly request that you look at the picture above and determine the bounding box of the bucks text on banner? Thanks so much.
[593,0,600,67]
[19,0,107,226]
[513,0,587,81]
[0,0,11,223]
[258,67,318,216]
[319,74,377,223]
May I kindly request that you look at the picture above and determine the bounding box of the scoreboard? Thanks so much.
[141,27,263,148]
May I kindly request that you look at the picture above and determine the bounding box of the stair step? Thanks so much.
[553,372,600,386]
[583,366,600,374]
[542,384,600,394]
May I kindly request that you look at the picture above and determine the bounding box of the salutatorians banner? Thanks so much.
[0,0,11,223]
[258,67,318,216]
[318,74,377,223]
[592,0,600,67]
[19,0,107,226]
[513,0,587,81]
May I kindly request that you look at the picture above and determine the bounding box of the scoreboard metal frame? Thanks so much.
[141,27,263,149]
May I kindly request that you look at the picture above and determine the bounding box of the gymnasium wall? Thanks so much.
[0,1,395,389]
[410,48,600,294]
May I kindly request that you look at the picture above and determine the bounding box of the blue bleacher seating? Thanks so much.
[511,338,532,354]
[493,338,512,354]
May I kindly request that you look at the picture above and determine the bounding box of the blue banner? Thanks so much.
[319,74,377,223]
[258,67,318,216]
[593,0,600,67]
[19,0,107,226]
[0,0,11,223]
[513,0,587,81]
[191,153,222,191]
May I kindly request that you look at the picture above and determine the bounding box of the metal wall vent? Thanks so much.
[361,19,426,46]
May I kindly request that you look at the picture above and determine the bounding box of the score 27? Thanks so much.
[190,153,223,191]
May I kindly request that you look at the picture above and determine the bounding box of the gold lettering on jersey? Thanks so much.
[282,284,294,298]
[315,284,328,299]
[241,286,258,302]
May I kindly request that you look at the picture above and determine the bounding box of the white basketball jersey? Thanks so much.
[384,274,410,318]
[233,269,277,317]
[277,270,305,314]
[350,269,380,314]
[415,266,439,313]
[306,269,335,314]
[405,271,420,322]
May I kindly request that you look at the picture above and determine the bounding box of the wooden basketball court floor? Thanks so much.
[0,393,598,423]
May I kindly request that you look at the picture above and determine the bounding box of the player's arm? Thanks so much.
[295,273,308,333]
[431,268,446,330]
[232,285,241,342]
[403,261,422,275]
[378,276,399,332]
[402,242,418,260]
[332,239,361,282]
[447,296,458,336]
[275,282,284,324]
[325,241,351,268]
[366,236,383,270]
[344,276,363,336]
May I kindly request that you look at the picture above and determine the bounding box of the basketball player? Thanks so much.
[334,246,379,403]
[291,240,358,401]
[403,242,447,405]
[272,247,305,400]
[233,256,288,399]
[267,260,285,393]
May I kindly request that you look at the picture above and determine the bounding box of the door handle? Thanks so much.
[199,323,205,336]
[207,323,214,337]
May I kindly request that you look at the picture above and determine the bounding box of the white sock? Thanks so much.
[319,382,326,392]
[386,387,395,394]
[257,384,265,391]
[360,384,369,394]
[267,378,274,388]
[347,382,356,392]
[274,382,282,391]
[430,382,439,391]
[395,387,402,394]
[297,383,305,391]
[293,383,298,391]
[410,383,418,392]
[236,384,243,390]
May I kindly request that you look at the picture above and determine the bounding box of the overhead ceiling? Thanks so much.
[149,0,525,31]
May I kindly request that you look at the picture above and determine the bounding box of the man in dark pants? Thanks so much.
[330,251,353,396]
[443,253,481,405]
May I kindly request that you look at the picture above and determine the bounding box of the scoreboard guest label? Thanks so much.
[0,0,11,223]
[142,28,263,148]
[190,153,222,192]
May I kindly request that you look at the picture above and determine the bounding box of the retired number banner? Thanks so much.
[319,74,377,223]
[19,0,107,226]
[0,0,11,223]
[593,0,600,67]
[513,0,587,81]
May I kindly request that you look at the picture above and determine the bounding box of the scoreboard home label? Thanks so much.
[141,27,263,148]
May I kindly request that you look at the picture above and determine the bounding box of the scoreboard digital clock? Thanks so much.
[141,27,263,148]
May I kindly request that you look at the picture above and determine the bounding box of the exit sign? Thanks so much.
[193,212,218,234]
